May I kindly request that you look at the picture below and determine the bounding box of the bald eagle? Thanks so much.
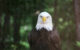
[28,12,61,50]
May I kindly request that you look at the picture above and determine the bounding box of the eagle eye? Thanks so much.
[40,16,42,18]
[47,16,49,18]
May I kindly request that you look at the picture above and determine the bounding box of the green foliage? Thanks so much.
[20,41,30,48]
[58,18,63,22]
[76,41,80,47]
[44,7,54,13]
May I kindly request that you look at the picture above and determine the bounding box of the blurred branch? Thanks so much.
[53,0,58,25]
[74,0,80,50]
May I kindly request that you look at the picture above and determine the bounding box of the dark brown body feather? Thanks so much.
[28,27,61,50]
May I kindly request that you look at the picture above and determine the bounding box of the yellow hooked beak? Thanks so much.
[42,17,46,23]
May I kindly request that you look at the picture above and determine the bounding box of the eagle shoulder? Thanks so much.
[50,27,61,50]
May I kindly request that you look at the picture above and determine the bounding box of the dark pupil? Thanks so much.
[40,16,42,18]
[47,16,49,18]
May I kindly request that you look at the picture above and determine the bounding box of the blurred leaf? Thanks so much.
[11,44,17,50]
[20,41,30,48]
[58,18,63,22]
[64,21,68,26]
[76,41,80,47]
[44,7,54,13]
[20,25,32,36]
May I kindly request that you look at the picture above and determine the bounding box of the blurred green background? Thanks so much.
[0,0,80,50]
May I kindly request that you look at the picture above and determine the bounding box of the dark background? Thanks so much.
[0,0,80,50]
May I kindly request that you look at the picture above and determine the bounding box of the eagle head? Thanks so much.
[36,12,53,31]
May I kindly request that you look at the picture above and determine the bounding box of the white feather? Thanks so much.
[36,12,53,31]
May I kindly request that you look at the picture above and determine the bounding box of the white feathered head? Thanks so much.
[36,12,53,31]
